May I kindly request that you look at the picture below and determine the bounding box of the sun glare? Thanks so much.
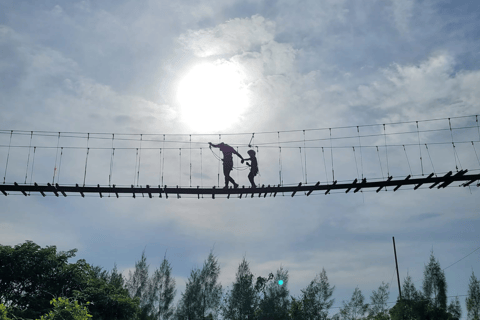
[177,61,249,132]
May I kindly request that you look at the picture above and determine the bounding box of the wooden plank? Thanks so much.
[291,182,302,197]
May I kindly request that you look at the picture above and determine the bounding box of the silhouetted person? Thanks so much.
[209,142,244,189]
[242,149,258,188]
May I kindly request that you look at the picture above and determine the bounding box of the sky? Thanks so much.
[1,0,480,318]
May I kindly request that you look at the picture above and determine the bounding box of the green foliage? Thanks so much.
[0,304,11,320]
[255,266,290,320]
[198,250,223,319]
[389,275,427,320]
[338,287,368,320]
[36,297,91,320]
[299,268,334,320]
[466,271,480,320]
[367,282,389,319]
[390,271,462,320]
[221,257,258,320]
[288,296,306,320]
[72,270,140,320]
[126,249,150,316]
[0,241,90,320]
[423,251,447,311]
[0,241,139,320]
[176,250,222,320]
[447,297,461,320]
[149,253,177,320]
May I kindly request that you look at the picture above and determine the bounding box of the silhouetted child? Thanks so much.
[242,149,258,188]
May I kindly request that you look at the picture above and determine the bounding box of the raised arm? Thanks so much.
[209,142,220,148]
[233,148,244,160]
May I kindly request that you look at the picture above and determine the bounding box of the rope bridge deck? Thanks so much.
[1,170,478,198]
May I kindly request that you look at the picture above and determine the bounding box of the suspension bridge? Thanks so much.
[1,115,479,199]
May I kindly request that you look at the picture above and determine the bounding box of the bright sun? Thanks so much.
[177,61,249,132]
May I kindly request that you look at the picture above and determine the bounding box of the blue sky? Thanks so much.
[1,0,479,318]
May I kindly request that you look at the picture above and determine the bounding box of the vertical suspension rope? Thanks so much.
[476,115,480,141]
[403,145,413,176]
[109,134,115,186]
[299,147,305,183]
[133,148,138,186]
[218,134,221,187]
[256,146,260,185]
[383,124,390,177]
[24,131,33,184]
[179,148,182,187]
[52,132,61,184]
[278,132,282,186]
[200,148,203,188]
[236,146,239,182]
[189,135,192,187]
[29,146,36,196]
[416,121,424,176]
[376,146,385,179]
[162,135,165,186]
[279,146,283,186]
[137,134,143,186]
[322,147,329,184]
[57,147,63,184]
[448,118,460,171]
[83,133,90,187]
[472,142,480,167]
[329,128,334,181]
[357,126,364,179]
[3,130,13,184]
[353,147,360,180]
[425,144,436,177]
[303,130,307,183]
[159,148,162,186]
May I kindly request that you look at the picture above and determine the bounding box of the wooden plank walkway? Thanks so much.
[1,170,478,198]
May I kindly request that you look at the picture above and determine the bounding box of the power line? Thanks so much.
[413,245,480,284]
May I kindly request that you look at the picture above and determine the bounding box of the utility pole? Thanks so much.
[393,236,402,300]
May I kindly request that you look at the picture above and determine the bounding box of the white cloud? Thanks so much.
[390,0,414,35]
[179,15,276,57]
[351,53,480,122]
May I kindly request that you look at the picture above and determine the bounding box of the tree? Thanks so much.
[198,250,223,319]
[0,241,91,320]
[72,265,140,320]
[299,268,335,320]
[447,296,461,320]
[109,263,126,291]
[423,251,447,311]
[367,282,389,320]
[0,304,11,320]
[37,297,92,320]
[149,251,177,320]
[221,256,258,320]
[175,268,203,320]
[466,271,480,320]
[288,296,305,320]
[255,266,290,320]
[338,287,368,320]
[126,249,153,320]
[390,274,428,320]
[175,249,222,320]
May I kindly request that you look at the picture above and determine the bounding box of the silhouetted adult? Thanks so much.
[209,142,244,189]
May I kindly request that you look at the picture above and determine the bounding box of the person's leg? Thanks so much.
[224,166,237,188]
[248,172,255,188]
[228,175,238,187]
